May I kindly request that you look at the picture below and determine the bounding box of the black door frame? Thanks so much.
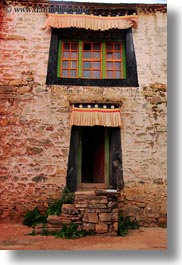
[66,126,124,192]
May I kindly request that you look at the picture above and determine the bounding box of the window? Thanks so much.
[60,42,78,78]
[57,40,126,79]
[46,28,138,87]
[82,42,102,79]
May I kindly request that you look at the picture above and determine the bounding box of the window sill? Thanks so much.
[46,77,139,87]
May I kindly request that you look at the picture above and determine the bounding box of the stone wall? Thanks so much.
[44,190,119,236]
[0,3,167,226]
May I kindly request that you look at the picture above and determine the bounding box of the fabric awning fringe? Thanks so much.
[70,105,122,127]
[44,13,138,31]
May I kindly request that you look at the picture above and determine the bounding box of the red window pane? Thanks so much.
[114,43,121,50]
[114,62,121,70]
[114,52,121,59]
[70,61,77,69]
[61,41,78,78]
[106,42,122,79]
[83,52,91,59]
[107,71,113,78]
[62,70,68,77]
[71,52,77,59]
[83,43,91,51]
[93,71,100,79]
[93,52,100,59]
[92,61,100,69]
[64,43,70,50]
[62,52,70,59]
[107,62,113,69]
[83,61,91,69]
[70,70,77,77]
[93,43,100,50]
[107,52,113,59]
[106,44,112,51]
[115,71,121,78]
[82,42,101,79]
[62,60,69,69]
[83,70,91,78]
[71,43,77,50]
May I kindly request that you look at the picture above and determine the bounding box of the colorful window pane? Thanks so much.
[58,40,125,79]
[106,42,122,79]
[60,42,78,78]
[82,42,101,79]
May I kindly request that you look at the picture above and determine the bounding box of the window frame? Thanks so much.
[57,40,126,80]
[46,28,139,87]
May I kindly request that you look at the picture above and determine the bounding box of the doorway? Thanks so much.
[66,126,123,192]
[77,126,109,188]
[81,126,106,183]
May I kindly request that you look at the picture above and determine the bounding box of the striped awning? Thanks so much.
[70,104,122,127]
[44,13,138,31]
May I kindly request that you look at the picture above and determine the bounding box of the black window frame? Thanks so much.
[46,28,139,87]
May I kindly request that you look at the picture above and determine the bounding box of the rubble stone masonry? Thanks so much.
[0,3,167,226]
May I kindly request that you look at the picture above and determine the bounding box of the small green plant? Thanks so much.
[56,223,93,239]
[46,198,63,216]
[23,207,47,227]
[23,189,74,227]
[46,188,74,216]
[118,214,139,237]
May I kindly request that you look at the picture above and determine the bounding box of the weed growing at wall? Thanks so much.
[46,188,74,216]
[118,214,140,237]
[23,188,74,227]
[29,224,94,239]
[56,223,94,239]
[23,207,47,227]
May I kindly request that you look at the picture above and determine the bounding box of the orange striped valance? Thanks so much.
[70,104,122,127]
[44,13,138,31]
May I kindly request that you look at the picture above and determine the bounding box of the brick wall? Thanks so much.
[0,4,167,226]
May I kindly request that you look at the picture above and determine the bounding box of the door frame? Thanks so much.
[66,126,124,192]
[77,126,110,187]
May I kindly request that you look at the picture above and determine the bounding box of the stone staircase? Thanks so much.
[35,189,120,236]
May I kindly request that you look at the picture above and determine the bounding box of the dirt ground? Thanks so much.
[0,223,167,250]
